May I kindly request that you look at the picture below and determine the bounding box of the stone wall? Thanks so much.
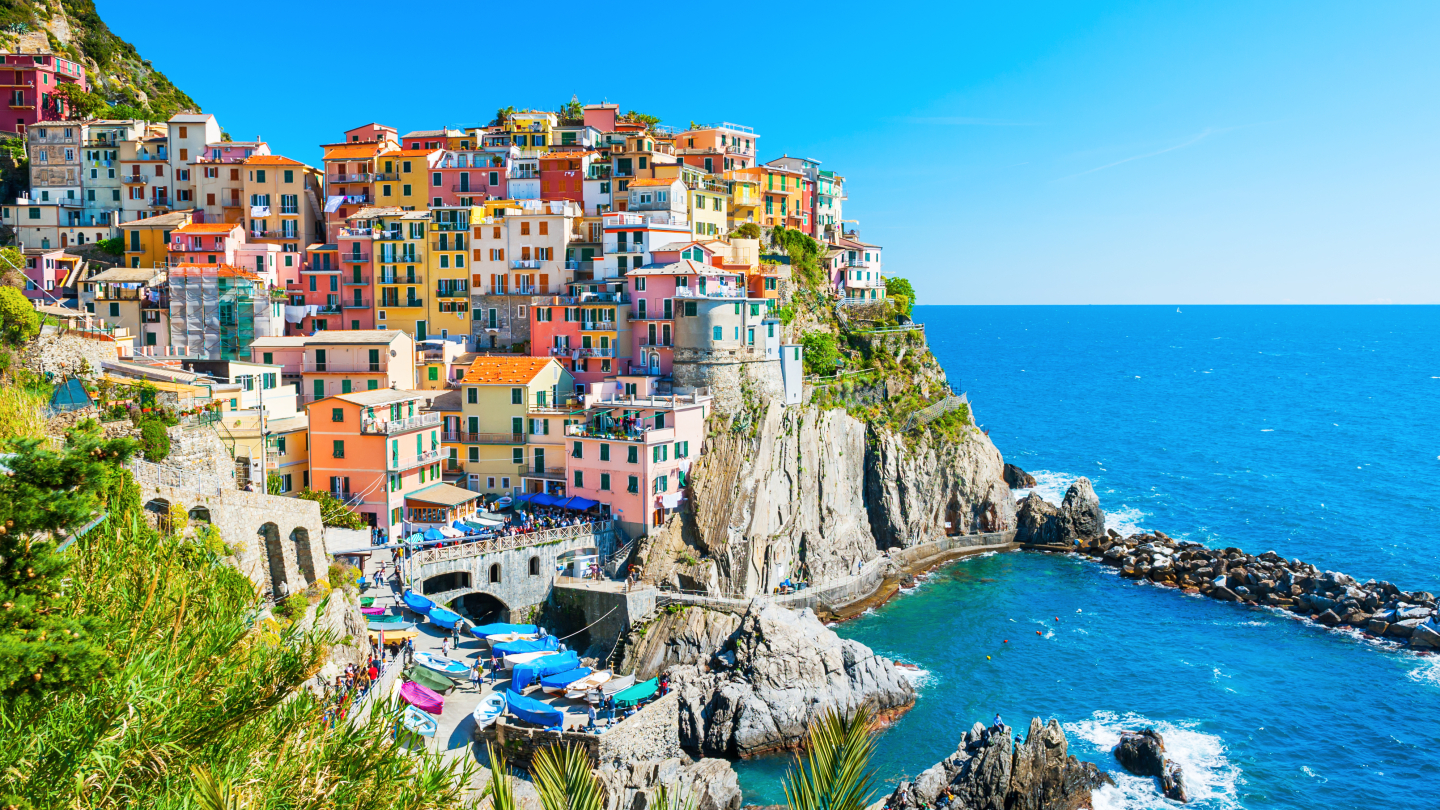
[471,293,538,350]
[550,581,657,659]
[479,719,600,770]
[597,691,682,763]
[22,330,120,380]
[670,349,783,414]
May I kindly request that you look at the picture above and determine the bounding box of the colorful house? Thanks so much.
[676,122,759,172]
[0,51,88,133]
[450,356,574,499]
[167,221,244,266]
[121,210,193,268]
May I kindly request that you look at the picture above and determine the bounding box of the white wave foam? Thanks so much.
[1065,711,1241,810]
[1408,656,1440,688]
[893,664,933,690]
[1013,470,1147,535]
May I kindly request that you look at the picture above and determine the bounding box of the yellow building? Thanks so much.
[373,149,441,210]
[122,210,192,268]
[427,205,479,340]
[725,169,763,230]
[504,112,559,151]
[356,208,432,338]
[451,356,574,498]
[241,155,323,263]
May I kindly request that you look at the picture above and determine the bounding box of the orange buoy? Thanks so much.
[1003,640,1008,643]
[1036,630,1042,635]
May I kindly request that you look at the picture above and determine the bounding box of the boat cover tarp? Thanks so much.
[512,651,579,691]
[407,666,454,693]
[400,680,444,714]
[368,620,415,631]
[540,666,592,690]
[505,688,563,728]
[493,635,559,656]
[402,590,434,614]
[612,677,659,707]
[470,622,539,639]
[428,606,464,629]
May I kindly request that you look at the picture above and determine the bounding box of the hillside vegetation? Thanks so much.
[0,0,198,120]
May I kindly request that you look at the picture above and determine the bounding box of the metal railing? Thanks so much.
[410,521,613,566]
[331,173,371,184]
[304,361,387,373]
[389,448,445,470]
[522,465,566,478]
[361,412,441,434]
[442,431,524,444]
[342,299,371,309]
[511,259,543,269]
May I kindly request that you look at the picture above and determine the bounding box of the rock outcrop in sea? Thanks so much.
[1114,728,1188,803]
[667,603,915,757]
[882,717,1112,810]
[1004,463,1038,489]
[1015,478,1105,546]
[1071,531,1440,650]
[595,756,741,810]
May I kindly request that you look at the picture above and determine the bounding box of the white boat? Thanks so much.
[472,693,505,729]
[414,651,471,680]
[402,705,438,737]
[503,650,560,670]
[563,670,614,700]
[586,673,635,703]
[485,632,539,646]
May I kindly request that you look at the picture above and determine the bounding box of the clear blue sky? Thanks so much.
[99,0,1440,304]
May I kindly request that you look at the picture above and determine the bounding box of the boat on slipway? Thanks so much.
[414,651,471,680]
[401,590,435,616]
[402,705,437,738]
[564,670,614,700]
[472,693,505,729]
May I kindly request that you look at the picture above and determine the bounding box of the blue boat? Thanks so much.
[469,622,539,639]
[505,688,564,729]
[428,606,464,629]
[402,705,438,737]
[414,651,471,680]
[401,590,434,615]
[540,666,592,693]
[512,650,579,691]
[368,620,416,632]
[493,636,559,657]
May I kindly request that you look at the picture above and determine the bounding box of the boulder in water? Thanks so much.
[1004,463,1037,489]
[1015,492,1070,545]
[1114,729,1166,778]
[1061,477,1106,539]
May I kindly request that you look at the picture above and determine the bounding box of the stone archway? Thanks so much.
[258,522,287,599]
[145,497,172,533]
[188,506,212,524]
[421,571,471,595]
[454,590,510,624]
[290,527,316,585]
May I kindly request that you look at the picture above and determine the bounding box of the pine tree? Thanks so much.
[0,433,134,697]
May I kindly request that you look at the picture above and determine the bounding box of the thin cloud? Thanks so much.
[901,116,1043,127]
[1061,127,1232,180]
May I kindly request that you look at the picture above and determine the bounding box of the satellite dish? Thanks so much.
[390,349,397,357]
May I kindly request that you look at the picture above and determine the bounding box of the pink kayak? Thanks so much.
[360,607,386,616]
[400,680,444,714]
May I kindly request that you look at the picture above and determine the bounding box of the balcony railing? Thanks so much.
[362,412,442,435]
[450,184,477,192]
[372,230,405,241]
[435,287,469,298]
[339,253,371,264]
[637,338,674,347]
[442,431,524,444]
[342,299,371,309]
[338,227,376,239]
[379,273,423,285]
[303,361,386,373]
[579,321,616,332]
[373,172,399,181]
[521,465,567,479]
[389,448,445,471]
[628,310,672,320]
[551,346,614,358]
[331,173,371,184]
[511,259,542,270]
[316,304,342,314]
[122,175,149,184]
[673,285,744,299]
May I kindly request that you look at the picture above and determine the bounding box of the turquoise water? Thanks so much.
[734,306,1440,808]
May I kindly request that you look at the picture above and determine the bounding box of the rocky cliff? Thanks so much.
[865,421,1015,548]
[596,757,741,810]
[669,603,915,758]
[883,718,1112,810]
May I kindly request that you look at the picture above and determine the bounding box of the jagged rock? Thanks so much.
[596,757,741,810]
[1004,463,1037,489]
[1061,478,1106,539]
[1114,729,1166,777]
[671,604,914,757]
[1315,609,1342,627]
[883,718,1111,810]
[1164,762,1190,803]
[1410,621,1440,650]
[1015,493,1070,546]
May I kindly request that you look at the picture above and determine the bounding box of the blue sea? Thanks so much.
[735,306,1440,809]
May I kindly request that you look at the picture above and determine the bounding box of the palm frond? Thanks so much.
[782,705,878,810]
[531,743,603,810]
[480,743,516,810]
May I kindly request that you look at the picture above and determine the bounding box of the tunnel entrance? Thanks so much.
[455,592,509,624]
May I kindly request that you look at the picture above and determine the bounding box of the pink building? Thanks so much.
[562,376,711,537]
[20,247,79,303]
[529,280,631,389]
[626,249,745,378]
[0,52,88,134]
[167,222,244,266]
[431,149,509,206]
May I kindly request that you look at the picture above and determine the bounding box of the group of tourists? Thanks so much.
[316,657,385,728]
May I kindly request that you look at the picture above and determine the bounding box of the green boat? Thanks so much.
[369,613,409,625]
[407,666,455,694]
[360,597,376,607]
[612,677,659,708]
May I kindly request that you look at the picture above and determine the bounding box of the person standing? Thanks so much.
[470,663,481,692]
[441,636,449,657]
[489,654,500,684]
[587,702,597,732]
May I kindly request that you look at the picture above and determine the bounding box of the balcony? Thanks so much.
[450,184,478,192]
[362,412,441,435]
[579,321,616,332]
[338,227,376,239]
[628,309,672,320]
[222,198,243,208]
[443,431,525,444]
[342,299,371,309]
[373,172,400,181]
[251,230,298,240]
[511,259,542,270]
[331,173,371,184]
[521,465,566,480]
[339,253,371,264]
[372,230,405,241]
[122,175,149,185]
[389,447,445,471]
[386,298,423,308]
[637,338,674,347]
[435,287,468,298]
[551,346,614,358]
[342,275,371,285]
[303,360,387,373]
[379,272,423,284]
[317,304,342,314]
[564,423,675,445]
[673,285,744,299]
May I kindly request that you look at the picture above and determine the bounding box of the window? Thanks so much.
[108,302,120,317]
[512,447,523,464]
[432,172,442,187]
[600,473,611,491]
[467,387,478,404]
[511,387,523,405]
[599,444,610,461]
[572,441,583,459]
[284,169,293,183]
[712,326,722,341]
[627,475,639,493]
[529,556,540,576]
[332,440,345,459]
[402,184,411,196]
[539,221,548,236]
[256,169,266,183]
[489,563,501,583]
[331,408,344,422]
[468,447,479,462]
[627,445,638,464]
[573,470,584,488]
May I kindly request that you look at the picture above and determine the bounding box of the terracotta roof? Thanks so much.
[324,144,387,159]
[629,177,678,188]
[244,155,309,166]
[174,222,242,233]
[461,356,556,385]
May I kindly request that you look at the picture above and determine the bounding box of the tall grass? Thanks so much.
[0,471,475,808]
[0,386,48,443]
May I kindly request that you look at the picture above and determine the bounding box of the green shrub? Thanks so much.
[275,593,309,620]
[801,332,841,376]
[327,561,359,593]
[138,419,169,461]
[0,287,40,345]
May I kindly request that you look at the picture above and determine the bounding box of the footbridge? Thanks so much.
[408,521,618,620]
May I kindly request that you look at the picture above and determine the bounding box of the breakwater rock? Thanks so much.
[1072,532,1440,651]
[670,603,915,758]
[1015,478,1104,546]
[1114,728,1188,803]
[1004,463,1037,489]
[883,717,1112,810]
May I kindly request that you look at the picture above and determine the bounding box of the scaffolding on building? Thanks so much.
[167,265,283,360]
